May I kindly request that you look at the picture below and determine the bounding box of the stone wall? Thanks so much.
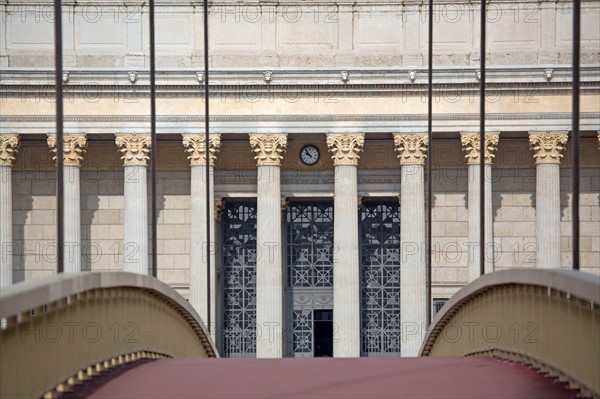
[2,0,599,68]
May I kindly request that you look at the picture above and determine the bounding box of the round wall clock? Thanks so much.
[300,144,320,165]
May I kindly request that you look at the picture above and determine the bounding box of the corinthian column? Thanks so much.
[249,133,287,358]
[460,133,499,282]
[1,135,19,287]
[48,134,87,273]
[183,133,221,338]
[393,133,428,357]
[115,134,151,275]
[326,133,365,358]
[529,132,568,269]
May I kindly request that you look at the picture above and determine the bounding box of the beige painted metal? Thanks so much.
[0,272,218,399]
[420,269,600,398]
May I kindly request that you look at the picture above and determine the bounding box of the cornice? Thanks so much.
[1,112,598,123]
[1,65,599,97]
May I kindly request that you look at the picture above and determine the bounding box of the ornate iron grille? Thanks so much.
[221,202,257,357]
[286,202,334,288]
[292,309,313,356]
[360,201,401,356]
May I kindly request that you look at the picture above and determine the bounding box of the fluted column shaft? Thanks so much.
[529,132,568,269]
[48,134,87,273]
[466,165,495,280]
[484,165,494,274]
[467,165,480,280]
[1,135,19,286]
[400,164,426,356]
[536,164,561,268]
[123,165,148,274]
[393,133,428,357]
[461,133,499,282]
[183,133,221,340]
[333,165,360,356]
[63,165,81,272]
[250,134,287,358]
[327,133,364,358]
[0,165,13,287]
[116,134,151,275]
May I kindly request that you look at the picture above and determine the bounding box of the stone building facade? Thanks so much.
[1,0,599,358]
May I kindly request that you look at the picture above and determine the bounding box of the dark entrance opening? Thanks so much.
[313,310,333,357]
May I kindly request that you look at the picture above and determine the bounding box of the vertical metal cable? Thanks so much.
[572,0,580,270]
[479,0,486,277]
[426,0,433,327]
[54,0,64,273]
[204,0,212,329]
[149,0,158,278]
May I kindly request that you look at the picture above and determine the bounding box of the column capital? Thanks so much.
[0,135,19,166]
[182,134,221,166]
[326,133,365,166]
[115,134,151,166]
[393,133,428,165]
[249,134,287,166]
[529,131,568,164]
[47,134,87,166]
[460,132,500,164]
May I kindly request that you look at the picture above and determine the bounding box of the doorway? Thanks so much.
[313,309,333,357]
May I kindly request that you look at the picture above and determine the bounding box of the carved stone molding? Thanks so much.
[0,135,19,166]
[460,132,500,164]
[326,133,365,166]
[529,131,568,164]
[182,134,221,166]
[393,133,428,165]
[47,134,87,166]
[115,134,151,166]
[248,134,287,166]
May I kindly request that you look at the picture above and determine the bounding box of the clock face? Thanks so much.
[300,145,320,165]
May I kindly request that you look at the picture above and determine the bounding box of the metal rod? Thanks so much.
[204,0,212,330]
[479,0,486,277]
[426,0,433,328]
[53,0,64,273]
[149,0,158,278]
[572,0,580,270]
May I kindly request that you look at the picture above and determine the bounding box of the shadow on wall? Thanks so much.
[80,171,174,274]
[148,194,166,276]
[12,171,48,283]
[81,170,124,272]
[491,168,536,220]
[81,195,100,272]
[149,171,189,275]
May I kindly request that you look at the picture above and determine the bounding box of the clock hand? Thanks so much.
[304,149,310,157]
